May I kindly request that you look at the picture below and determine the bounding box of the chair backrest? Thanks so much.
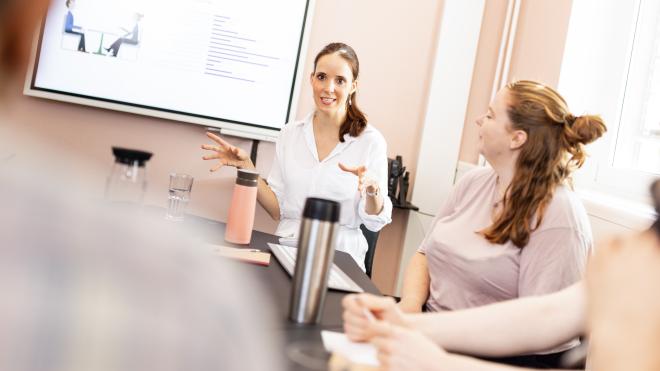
[360,224,380,278]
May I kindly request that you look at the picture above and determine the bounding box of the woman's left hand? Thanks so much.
[338,163,378,195]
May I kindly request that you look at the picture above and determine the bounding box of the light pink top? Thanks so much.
[419,167,592,313]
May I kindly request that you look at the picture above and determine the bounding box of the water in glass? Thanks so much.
[165,173,193,221]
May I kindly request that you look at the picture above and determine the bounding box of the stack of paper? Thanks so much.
[321,331,379,368]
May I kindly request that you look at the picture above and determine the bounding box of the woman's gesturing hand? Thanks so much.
[338,163,378,195]
[201,132,252,172]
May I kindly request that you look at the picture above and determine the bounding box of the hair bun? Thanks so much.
[563,114,576,127]
[569,114,606,145]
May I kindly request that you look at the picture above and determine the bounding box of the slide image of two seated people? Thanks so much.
[62,0,144,60]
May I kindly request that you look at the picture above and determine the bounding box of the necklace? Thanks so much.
[493,176,506,207]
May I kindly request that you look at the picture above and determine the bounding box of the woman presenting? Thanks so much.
[201,42,392,270]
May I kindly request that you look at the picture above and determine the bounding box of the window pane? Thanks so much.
[613,0,660,175]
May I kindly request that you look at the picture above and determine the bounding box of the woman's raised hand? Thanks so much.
[201,132,252,172]
[338,163,378,194]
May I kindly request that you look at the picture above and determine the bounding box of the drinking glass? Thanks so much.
[165,173,193,221]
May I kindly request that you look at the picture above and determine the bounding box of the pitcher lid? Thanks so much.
[112,147,153,167]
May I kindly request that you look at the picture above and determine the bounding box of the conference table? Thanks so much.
[179,212,381,370]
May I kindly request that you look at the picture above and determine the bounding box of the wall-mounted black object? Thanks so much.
[387,155,418,211]
[387,156,403,200]
[398,171,410,206]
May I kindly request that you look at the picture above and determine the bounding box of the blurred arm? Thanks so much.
[409,282,586,357]
[398,252,431,313]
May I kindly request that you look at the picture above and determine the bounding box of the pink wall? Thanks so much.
[508,0,573,87]
[458,0,573,164]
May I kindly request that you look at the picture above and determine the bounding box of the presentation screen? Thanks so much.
[26,0,311,138]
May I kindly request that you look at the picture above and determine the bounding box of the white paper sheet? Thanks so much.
[321,330,379,367]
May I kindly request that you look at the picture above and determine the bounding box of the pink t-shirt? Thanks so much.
[419,167,592,313]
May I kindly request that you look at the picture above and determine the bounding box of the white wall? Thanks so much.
[411,0,485,216]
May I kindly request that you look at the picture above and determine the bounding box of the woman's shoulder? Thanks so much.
[278,114,311,139]
[446,166,496,204]
[283,114,310,130]
[355,124,386,146]
[457,166,496,187]
[541,185,590,231]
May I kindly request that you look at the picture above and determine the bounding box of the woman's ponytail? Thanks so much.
[561,114,607,168]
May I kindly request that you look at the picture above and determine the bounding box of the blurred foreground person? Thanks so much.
[586,179,660,371]
[0,171,285,371]
[0,1,284,370]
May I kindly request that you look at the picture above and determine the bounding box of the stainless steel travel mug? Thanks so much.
[289,197,340,324]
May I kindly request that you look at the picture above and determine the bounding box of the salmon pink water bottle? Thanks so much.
[225,169,259,244]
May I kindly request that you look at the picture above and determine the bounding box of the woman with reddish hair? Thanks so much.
[201,43,392,270]
[393,80,606,367]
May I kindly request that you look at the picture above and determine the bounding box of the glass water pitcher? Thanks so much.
[104,147,153,204]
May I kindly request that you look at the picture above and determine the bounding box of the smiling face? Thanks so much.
[475,88,527,164]
[310,52,357,117]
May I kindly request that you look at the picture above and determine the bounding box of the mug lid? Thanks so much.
[303,197,340,222]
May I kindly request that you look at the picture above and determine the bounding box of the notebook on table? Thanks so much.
[267,243,364,293]
[208,244,271,266]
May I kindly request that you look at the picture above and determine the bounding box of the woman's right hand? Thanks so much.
[201,132,252,172]
[342,293,410,342]
[370,322,450,371]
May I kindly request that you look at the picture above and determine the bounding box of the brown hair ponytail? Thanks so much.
[313,43,368,142]
[481,80,606,248]
[561,114,607,169]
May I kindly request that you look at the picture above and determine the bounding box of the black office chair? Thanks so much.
[360,224,380,278]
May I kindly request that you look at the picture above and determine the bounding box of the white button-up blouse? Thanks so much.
[267,113,393,270]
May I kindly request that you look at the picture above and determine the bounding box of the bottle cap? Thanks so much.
[302,197,340,222]
[236,169,259,187]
